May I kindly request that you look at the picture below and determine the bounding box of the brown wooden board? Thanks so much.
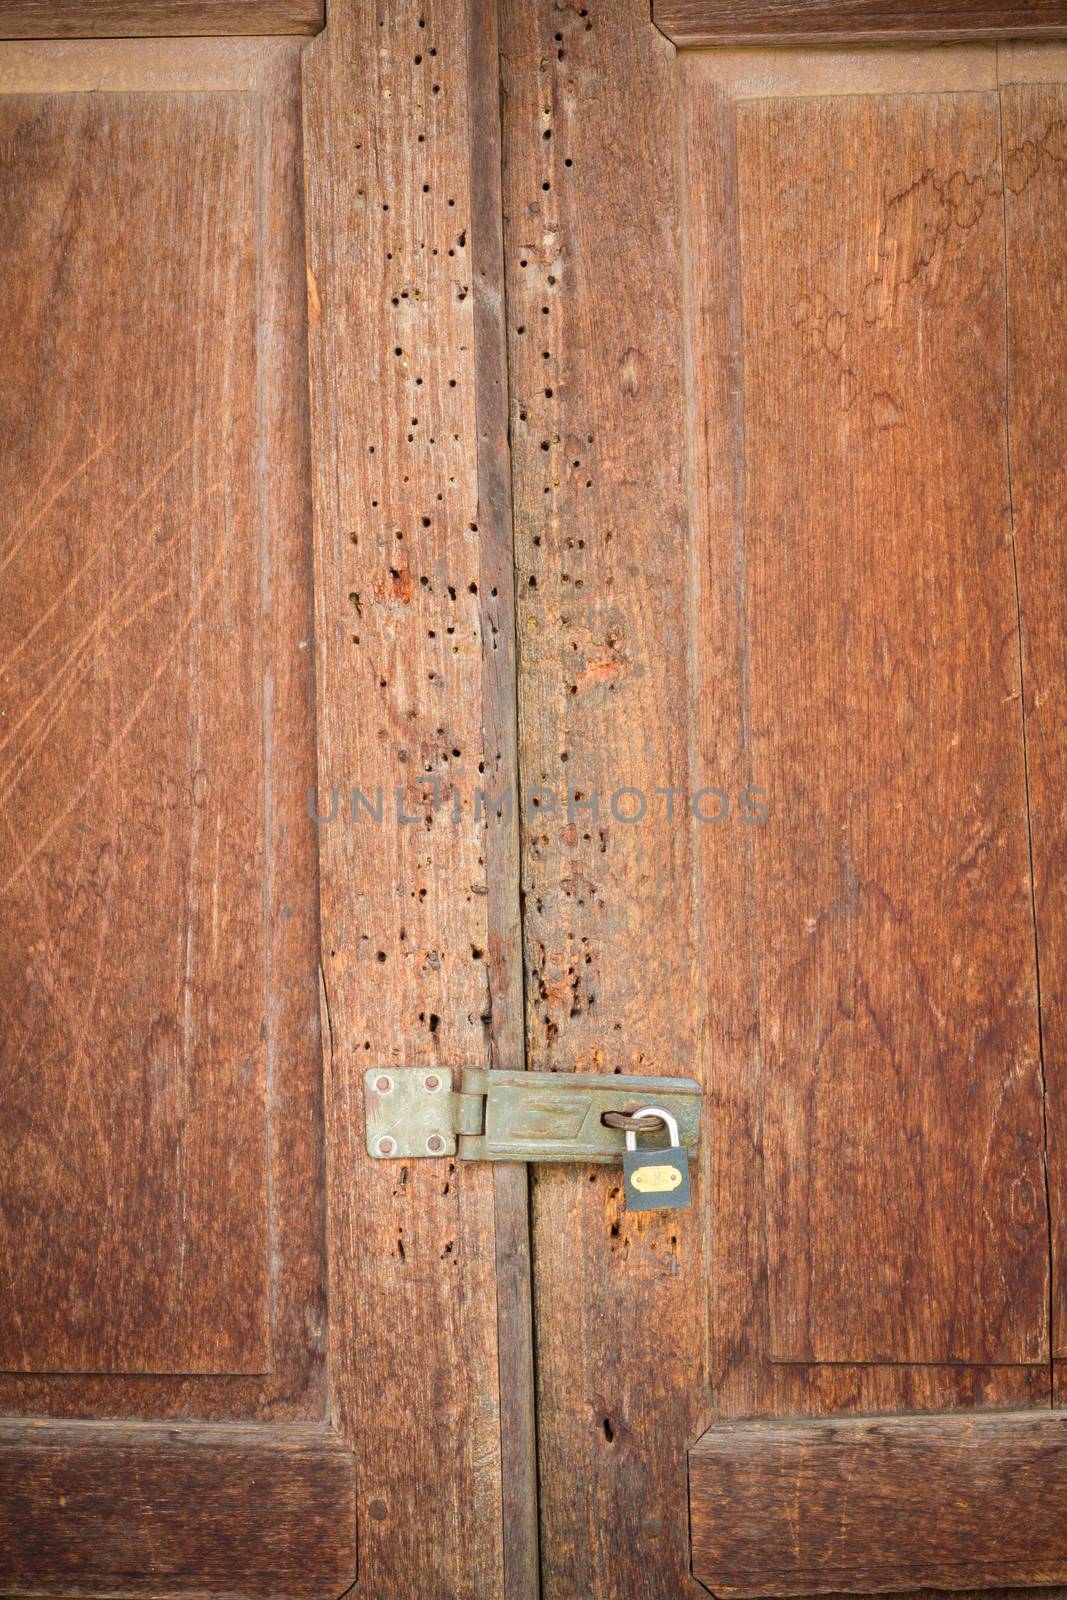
[681,42,1054,1426]
[734,82,1043,1367]
[465,0,541,1587]
[0,82,271,1378]
[9,14,1067,1599]
[498,0,708,1595]
[0,39,328,1429]
[655,0,1067,47]
[690,1411,1067,1596]
[0,33,359,1597]
[301,0,534,1594]
[494,13,1067,1598]
[1002,69,1067,1365]
[0,44,328,1396]
[0,1,323,39]
[0,1421,356,1599]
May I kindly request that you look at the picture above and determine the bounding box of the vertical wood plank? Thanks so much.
[466,0,541,1591]
[734,87,1046,1367]
[499,2,707,1595]
[0,89,275,1377]
[683,46,1052,1420]
[1002,74,1067,1364]
[302,1,531,1593]
[0,40,330,1427]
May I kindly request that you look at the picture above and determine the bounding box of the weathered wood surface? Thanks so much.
[499,0,707,1595]
[655,0,1067,46]
[0,36,290,90]
[302,0,532,1593]
[0,1421,356,1598]
[0,40,328,1424]
[1004,68,1067,1363]
[682,43,1053,1420]
[738,83,1043,1365]
[466,0,540,1588]
[1002,70,1067,1366]
[0,1,323,38]
[690,1411,1067,1596]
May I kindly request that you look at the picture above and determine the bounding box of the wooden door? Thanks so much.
[497,1,1067,1595]
[8,1,1067,1598]
[0,4,534,1596]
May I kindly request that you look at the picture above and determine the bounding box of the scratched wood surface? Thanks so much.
[0,1,323,37]
[0,87,274,1375]
[466,0,540,1588]
[302,0,532,1594]
[690,1411,1067,1597]
[499,1,707,1596]
[0,1421,356,1599]
[655,0,1067,46]
[0,40,329,1418]
[681,47,1056,1431]
[736,86,1044,1366]
[1002,75,1067,1372]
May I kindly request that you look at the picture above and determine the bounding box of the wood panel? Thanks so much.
[690,1412,1067,1597]
[0,37,288,90]
[465,0,541,1587]
[655,0,1067,47]
[738,86,1044,1365]
[498,1,706,1596]
[0,1,323,38]
[0,87,274,1376]
[0,1421,356,1599]
[1002,73,1067,1362]
[0,39,328,1426]
[682,45,1052,1417]
[301,0,532,1594]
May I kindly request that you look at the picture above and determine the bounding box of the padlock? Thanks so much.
[622,1106,691,1212]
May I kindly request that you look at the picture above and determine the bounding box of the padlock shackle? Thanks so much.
[624,1105,681,1151]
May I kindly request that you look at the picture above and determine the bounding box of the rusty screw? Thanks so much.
[426,1133,444,1154]
[377,1136,395,1157]
[425,1074,441,1091]
[375,1075,392,1093]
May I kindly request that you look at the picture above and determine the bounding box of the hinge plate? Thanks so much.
[363,1067,484,1159]
[365,1067,701,1163]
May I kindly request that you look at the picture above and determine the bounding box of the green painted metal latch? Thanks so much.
[363,1067,701,1163]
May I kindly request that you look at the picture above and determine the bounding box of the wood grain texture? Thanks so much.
[739,87,1044,1366]
[1001,39,1067,79]
[655,0,1067,47]
[466,0,540,1591]
[0,89,270,1375]
[682,49,1052,1419]
[1002,76,1067,1362]
[0,36,286,90]
[499,1,706,1595]
[0,1,323,39]
[0,1420,356,1598]
[0,43,329,1425]
[690,1411,1067,1596]
[302,0,528,1593]
[683,41,997,98]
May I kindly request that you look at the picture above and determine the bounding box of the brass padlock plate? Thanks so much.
[623,1148,692,1210]
[630,1162,684,1194]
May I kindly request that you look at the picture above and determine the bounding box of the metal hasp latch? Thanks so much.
[364,1067,701,1163]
